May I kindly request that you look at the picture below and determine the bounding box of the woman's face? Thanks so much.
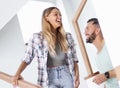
[46,8,62,30]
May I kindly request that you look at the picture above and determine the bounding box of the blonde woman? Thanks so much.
[12,7,80,88]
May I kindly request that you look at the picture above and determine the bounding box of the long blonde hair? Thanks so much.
[42,7,68,56]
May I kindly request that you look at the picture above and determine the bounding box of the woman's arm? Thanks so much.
[12,61,27,86]
[74,62,80,88]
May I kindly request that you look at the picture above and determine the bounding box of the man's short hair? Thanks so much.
[87,18,99,26]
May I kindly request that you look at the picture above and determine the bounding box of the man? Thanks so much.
[84,18,119,88]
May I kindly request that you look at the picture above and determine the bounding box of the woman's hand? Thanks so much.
[75,77,80,88]
[12,75,23,87]
[74,63,80,88]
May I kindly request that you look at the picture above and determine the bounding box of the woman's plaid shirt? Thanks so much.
[22,32,79,88]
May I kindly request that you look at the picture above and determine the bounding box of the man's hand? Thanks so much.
[93,73,107,85]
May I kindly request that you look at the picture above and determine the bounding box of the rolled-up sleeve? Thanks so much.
[70,34,79,63]
[22,34,35,65]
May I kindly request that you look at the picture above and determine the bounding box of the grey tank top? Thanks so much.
[47,43,67,67]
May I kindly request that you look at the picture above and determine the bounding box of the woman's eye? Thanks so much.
[54,14,57,16]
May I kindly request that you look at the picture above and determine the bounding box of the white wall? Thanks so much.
[92,0,120,67]
[0,0,28,30]
[92,0,120,85]
[17,1,54,43]
[0,15,25,88]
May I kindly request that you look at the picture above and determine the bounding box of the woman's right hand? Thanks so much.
[11,61,26,87]
[12,75,23,87]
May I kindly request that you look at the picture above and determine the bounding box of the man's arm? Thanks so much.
[114,65,120,80]
[93,65,120,85]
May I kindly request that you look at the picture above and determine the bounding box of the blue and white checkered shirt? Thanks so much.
[22,32,79,88]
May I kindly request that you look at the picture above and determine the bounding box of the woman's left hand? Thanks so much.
[75,77,80,88]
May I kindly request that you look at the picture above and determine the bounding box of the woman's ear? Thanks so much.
[45,16,49,21]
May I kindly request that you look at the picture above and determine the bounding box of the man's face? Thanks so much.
[84,22,97,43]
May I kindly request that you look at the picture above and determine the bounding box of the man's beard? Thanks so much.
[86,33,96,43]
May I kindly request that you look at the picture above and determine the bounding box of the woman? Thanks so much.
[12,7,80,88]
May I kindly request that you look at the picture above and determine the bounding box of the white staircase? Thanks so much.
[0,0,28,30]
